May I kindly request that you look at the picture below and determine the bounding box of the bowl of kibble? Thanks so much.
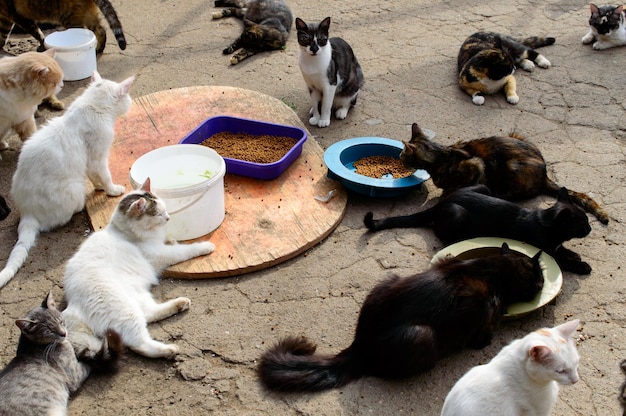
[323,137,430,197]
[180,115,307,180]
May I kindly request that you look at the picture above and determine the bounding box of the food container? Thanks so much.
[44,28,97,81]
[179,115,307,180]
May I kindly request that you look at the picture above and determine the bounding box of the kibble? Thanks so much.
[201,132,297,164]
[353,155,416,179]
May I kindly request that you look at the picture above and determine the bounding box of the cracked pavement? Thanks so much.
[0,0,625,414]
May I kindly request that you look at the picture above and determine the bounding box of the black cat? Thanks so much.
[0,195,10,221]
[258,243,543,392]
[364,185,592,274]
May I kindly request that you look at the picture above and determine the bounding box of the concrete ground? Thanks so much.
[0,0,625,415]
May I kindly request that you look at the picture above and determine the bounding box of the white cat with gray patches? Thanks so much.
[0,71,133,289]
[441,319,580,416]
[62,179,215,359]
[582,4,626,50]
[295,16,364,128]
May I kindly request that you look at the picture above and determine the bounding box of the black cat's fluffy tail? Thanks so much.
[258,336,359,392]
[545,180,609,224]
[363,207,435,232]
[521,36,556,49]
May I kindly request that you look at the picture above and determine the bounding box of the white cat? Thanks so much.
[62,179,215,359]
[0,71,133,288]
[295,16,364,128]
[0,48,64,155]
[582,4,626,50]
[441,319,580,416]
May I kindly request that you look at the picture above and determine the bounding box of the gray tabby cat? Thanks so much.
[0,291,122,416]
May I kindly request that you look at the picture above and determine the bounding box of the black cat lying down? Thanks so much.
[258,243,543,392]
[364,185,592,274]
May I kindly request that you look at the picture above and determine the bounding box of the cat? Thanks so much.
[441,319,580,416]
[582,4,626,50]
[0,291,123,416]
[0,195,10,220]
[212,0,292,65]
[400,122,610,225]
[0,0,126,54]
[364,185,593,274]
[0,48,64,154]
[620,359,626,415]
[295,16,364,128]
[457,31,555,105]
[258,243,544,392]
[61,178,216,359]
[0,71,134,289]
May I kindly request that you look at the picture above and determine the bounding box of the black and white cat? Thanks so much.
[295,16,364,128]
[582,4,626,50]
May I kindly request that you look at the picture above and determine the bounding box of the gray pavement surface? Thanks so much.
[0,0,625,415]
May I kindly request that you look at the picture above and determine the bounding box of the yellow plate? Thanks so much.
[430,237,563,318]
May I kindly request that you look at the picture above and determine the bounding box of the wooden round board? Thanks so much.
[85,86,347,278]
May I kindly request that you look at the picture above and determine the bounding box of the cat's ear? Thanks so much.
[129,198,148,218]
[590,4,598,14]
[319,17,331,34]
[555,319,580,340]
[295,17,307,31]
[43,48,56,58]
[532,250,543,263]
[42,290,56,310]
[140,177,151,192]
[500,242,511,254]
[529,344,553,363]
[556,187,572,203]
[411,123,428,141]
[401,141,415,157]
[92,70,102,82]
[613,5,623,16]
[119,76,135,96]
[15,319,36,333]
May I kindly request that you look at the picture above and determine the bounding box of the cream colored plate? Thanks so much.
[431,237,563,318]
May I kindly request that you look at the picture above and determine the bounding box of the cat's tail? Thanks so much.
[94,0,127,50]
[258,336,360,392]
[521,36,556,49]
[545,180,609,224]
[363,207,435,232]
[0,215,41,289]
[78,329,125,374]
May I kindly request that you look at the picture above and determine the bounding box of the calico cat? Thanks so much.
[0,195,9,220]
[0,0,126,54]
[62,179,216,359]
[212,0,292,65]
[364,185,593,274]
[457,31,555,105]
[441,319,580,416]
[0,71,133,289]
[0,291,123,415]
[400,123,610,225]
[258,243,544,392]
[295,17,364,128]
[0,48,63,154]
[582,4,626,50]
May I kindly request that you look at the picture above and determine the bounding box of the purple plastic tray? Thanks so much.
[180,115,307,180]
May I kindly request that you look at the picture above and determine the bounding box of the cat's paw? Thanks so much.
[196,241,216,256]
[106,184,126,197]
[162,344,179,359]
[174,297,191,313]
[506,94,519,105]
[582,33,595,44]
[335,108,349,120]
[308,115,320,126]
[0,139,8,151]
[520,59,535,71]
[592,41,613,50]
[317,118,331,128]
[535,55,551,68]
[471,94,485,105]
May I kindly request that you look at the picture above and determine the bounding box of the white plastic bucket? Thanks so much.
[44,29,97,81]
[129,144,226,241]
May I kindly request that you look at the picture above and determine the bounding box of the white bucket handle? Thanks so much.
[166,186,210,216]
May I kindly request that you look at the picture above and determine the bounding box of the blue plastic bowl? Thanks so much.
[180,115,307,180]
[323,137,430,197]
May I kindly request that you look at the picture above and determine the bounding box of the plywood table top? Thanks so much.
[85,86,347,278]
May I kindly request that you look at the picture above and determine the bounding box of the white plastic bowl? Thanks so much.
[44,29,97,81]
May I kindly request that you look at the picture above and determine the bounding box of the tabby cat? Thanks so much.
[0,71,133,288]
[0,0,126,54]
[441,320,580,416]
[295,16,364,128]
[0,291,122,415]
[212,0,292,65]
[582,4,626,50]
[400,122,610,225]
[364,185,593,274]
[62,179,216,359]
[0,48,63,154]
[258,243,544,392]
[457,31,555,105]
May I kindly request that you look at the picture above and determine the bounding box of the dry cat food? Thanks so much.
[353,155,416,179]
[201,132,297,164]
